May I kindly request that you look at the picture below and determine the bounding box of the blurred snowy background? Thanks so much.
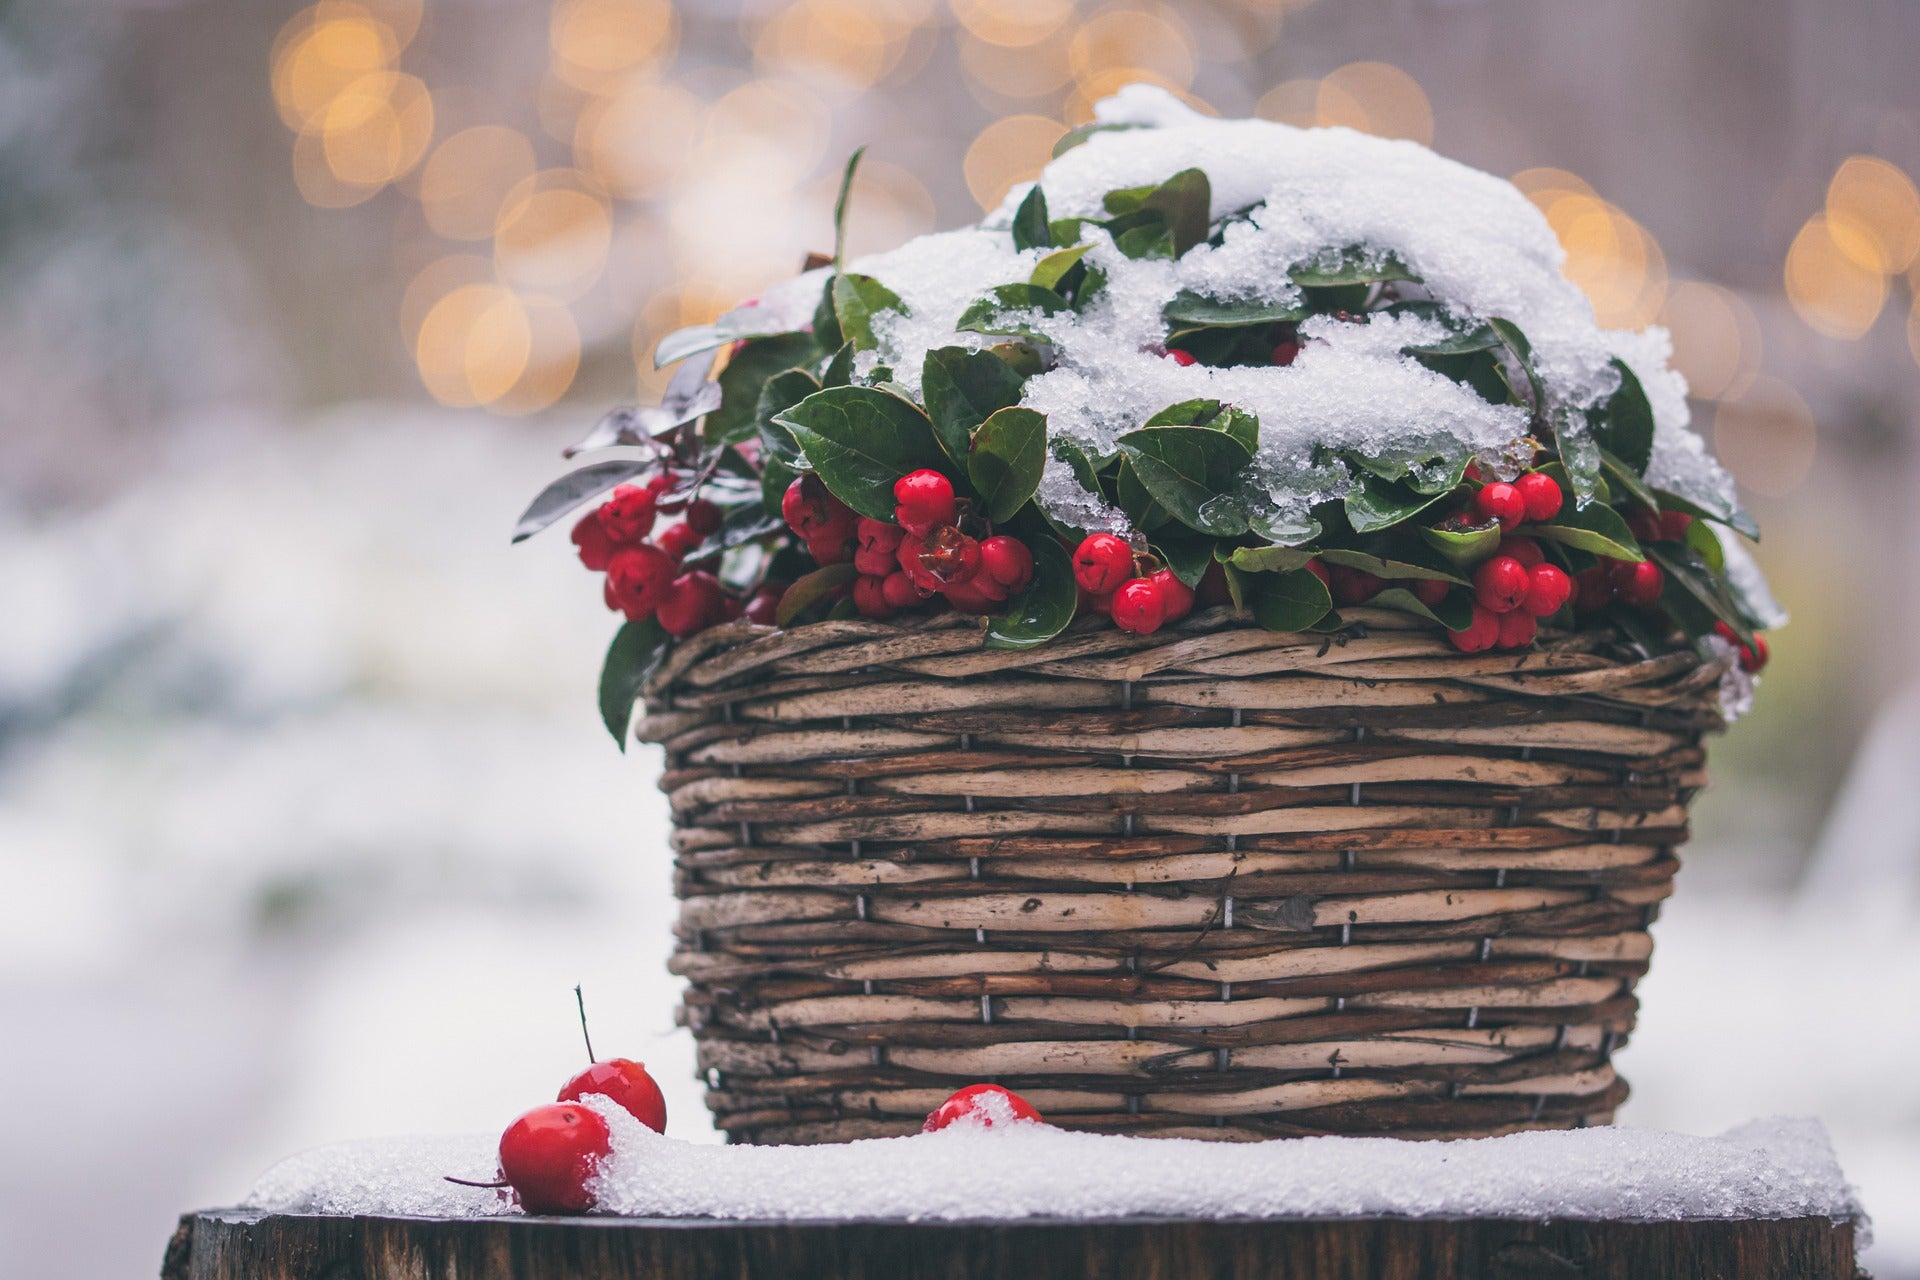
[2,0,1917,1275]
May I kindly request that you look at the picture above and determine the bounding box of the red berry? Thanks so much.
[657,522,704,561]
[781,474,836,539]
[923,1084,1043,1133]
[645,471,677,496]
[1573,566,1613,613]
[1496,609,1537,649]
[1161,347,1198,366]
[1498,536,1545,568]
[1409,578,1450,607]
[1514,472,1563,523]
[1447,603,1501,653]
[1472,555,1530,614]
[978,536,1035,593]
[1474,482,1526,530]
[685,499,723,536]
[808,527,857,566]
[892,470,956,536]
[656,570,725,637]
[558,1059,666,1135]
[908,525,981,586]
[571,511,616,572]
[1611,559,1664,608]
[743,584,785,625]
[853,574,894,618]
[498,1103,610,1215]
[942,575,1007,614]
[1713,622,1770,672]
[880,570,922,610]
[1305,558,1330,586]
[854,517,905,575]
[1077,586,1115,617]
[1072,533,1134,595]
[605,545,675,621]
[1625,508,1662,543]
[1196,562,1232,608]
[1271,341,1300,367]
[1327,564,1383,606]
[1521,563,1572,618]
[598,485,658,544]
[1148,568,1195,622]
[1110,577,1167,634]
[1658,511,1695,541]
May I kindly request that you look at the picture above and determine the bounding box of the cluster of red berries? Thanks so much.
[1070,532,1204,635]
[784,470,1037,619]
[572,476,777,636]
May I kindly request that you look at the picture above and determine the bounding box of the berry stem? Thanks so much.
[443,1175,512,1189]
[574,984,597,1064]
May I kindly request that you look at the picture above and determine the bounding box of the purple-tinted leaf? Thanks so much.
[511,460,652,543]
[563,354,721,457]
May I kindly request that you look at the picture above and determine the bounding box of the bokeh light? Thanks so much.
[1317,62,1434,145]
[414,283,534,407]
[318,73,434,188]
[1066,8,1197,112]
[549,0,679,93]
[1711,374,1818,497]
[958,28,1075,101]
[963,114,1068,210]
[572,77,701,200]
[754,0,906,94]
[1825,156,1920,274]
[1518,171,1668,330]
[1784,213,1890,340]
[1659,280,1762,401]
[948,0,1078,47]
[271,5,401,132]
[493,170,615,302]
[419,126,539,241]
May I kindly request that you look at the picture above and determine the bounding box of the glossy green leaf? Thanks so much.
[705,332,819,444]
[1164,290,1306,329]
[1592,357,1655,475]
[1139,168,1210,256]
[1054,121,1142,157]
[1247,567,1334,633]
[1225,544,1316,574]
[1531,502,1645,561]
[776,562,858,628]
[1291,247,1419,288]
[775,386,948,520]
[1344,473,1450,534]
[1655,488,1760,541]
[831,274,905,352]
[1318,547,1466,584]
[1598,446,1660,511]
[1011,183,1050,251]
[985,537,1076,649]
[1369,586,1473,631]
[1550,408,1602,509]
[832,146,864,270]
[1650,544,1755,644]
[1685,517,1725,573]
[819,341,855,387]
[754,368,821,514]
[1030,244,1092,292]
[1113,220,1174,260]
[1418,517,1503,566]
[598,619,667,750]
[922,346,1026,472]
[1389,301,1500,355]
[1117,424,1253,536]
[957,284,1071,339]
[1115,457,1172,533]
[968,406,1048,523]
[1153,535,1215,588]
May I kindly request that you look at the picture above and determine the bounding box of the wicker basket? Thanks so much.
[639,605,1730,1144]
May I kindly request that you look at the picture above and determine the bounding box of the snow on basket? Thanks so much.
[517,85,1782,1144]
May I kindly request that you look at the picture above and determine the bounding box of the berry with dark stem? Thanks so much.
[978,536,1034,593]
[497,1104,611,1214]
[556,988,668,1134]
[852,574,893,618]
[598,486,658,544]
[854,518,905,576]
[605,545,675,621]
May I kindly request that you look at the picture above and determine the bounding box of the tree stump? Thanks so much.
[163,1208,1859,1280]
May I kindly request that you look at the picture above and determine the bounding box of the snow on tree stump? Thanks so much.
[162,1207,1859,1280]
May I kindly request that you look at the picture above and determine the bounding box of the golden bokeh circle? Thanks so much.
[963,115,1068,211]
[420,126,538,241]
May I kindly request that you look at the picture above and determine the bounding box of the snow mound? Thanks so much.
[247,1109,1862,1226]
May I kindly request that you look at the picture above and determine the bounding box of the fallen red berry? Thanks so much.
[1072,533,1134,595]
[893,470,957,536]
[1572,566,1613,613]
[978,536,1035,593]
[1474,482,1526,530]
[558,1060,667,1135]
[498,1103,610,1215]
[1409,578,1451,607]
[923,1083,1043,1132]
[598,485,658,544]
[656,571,726,637]
[572,511,616,572]
[1328,563,1383,606]
[1473,555,1530,614]
[657,522,704,561]
[605,545,675,621]
[1447,603,1501,653]
[1148,568,1195,622]
[1610,559,1664,608]
[1270,340,1300,366]
[1658,511,1695,541]
[1514,472,1563,523]
[1495,609,1537,649]
[852,574,894,618]
[684,499,723,537]
[1521,563,1572,618]
[1109,577,1167,634]
[1499,536,1545,568]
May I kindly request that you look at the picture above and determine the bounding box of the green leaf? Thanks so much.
[1551,408,1602,509]
[1598,446,1660,511]
[1531,502,1645,561]
[1291,247,1419,288]
[1685,517,1725,573]
[957,284,1072,339]
[1247,567,1334,633]
[1318,547,1467,584]
[1030,244,1092,292]
[832,274,906,351]
[1592,357,1655,475]
[599,619,668,750]
[705,332,819,444]
[1139,398,1259,453]
[1011,183,1050,252]
[1246,500,1321,546]
[1226,545,1315,574]
[1416,349,1514,406]
[832,146,865,270]
[1344,474,1450,534]
[812,278,843,352]
[1419,518,1503,567]
[654,307,801,368]
[1139,168,1211,256]
[1369,586,1473,630]
[819,341,855,387]
[1054,121,1143,157]
[1115,457,1172,533]
[968,406,1048,523]
[1117,425,1253,536]
[1389,301,1500,355]
[754,368,821,513]
[1164,290,1307,331]
[775,386,949,520]
[1153,535,1215,588]
[986,537,1077,649]
[1113,220,1175,260]
[776,562,858,627]
[1649,544,1755,645]
[922,346,1026,473]
[1655,488,1760,541]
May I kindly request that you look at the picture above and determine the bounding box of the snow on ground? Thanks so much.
[0,406,1913,1276]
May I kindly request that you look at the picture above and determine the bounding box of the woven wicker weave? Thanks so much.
[639,605,1730,1144]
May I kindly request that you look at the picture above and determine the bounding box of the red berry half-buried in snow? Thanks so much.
[922,1084,1044,1132]
[1473,555,1530,614]
[893,469,956,536]
[1072,533,1133,594]
[1714,622,1771,672]
[1514,472,1563,523]
[558,1060,667,1135]
[498,1103,611,1215]
[1473,482,1526,530]
[1109,576,1167,634]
